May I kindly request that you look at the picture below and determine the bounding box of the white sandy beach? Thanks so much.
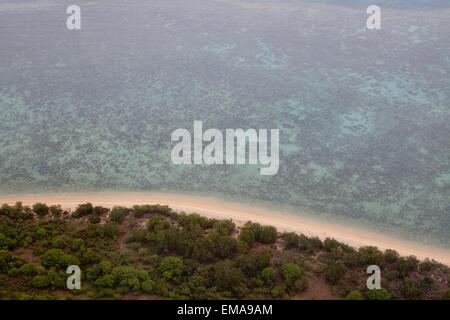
[1,191,450,266]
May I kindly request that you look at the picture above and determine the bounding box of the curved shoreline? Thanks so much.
[1,191,450,266]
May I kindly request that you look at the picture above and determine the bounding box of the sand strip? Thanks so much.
[1,191,450,266]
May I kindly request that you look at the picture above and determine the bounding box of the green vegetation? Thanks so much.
[345,290,363,300]
[0,202,449,300]
[109,207,129,225]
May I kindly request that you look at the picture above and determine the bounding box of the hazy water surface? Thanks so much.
[1,0,450,245]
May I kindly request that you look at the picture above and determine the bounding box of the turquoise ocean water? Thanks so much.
[0,0,449,245]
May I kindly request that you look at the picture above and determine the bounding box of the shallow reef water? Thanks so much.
[0,0,449,245]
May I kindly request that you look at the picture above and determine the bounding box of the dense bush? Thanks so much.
[33,203,49,218]
[282,233,299,249]
[110,207,128,225]
[325,262,346,285]
[158,256,184,280]
[281,263,302,283]
[133,205,172,218]
[240,222,277,245]
[41,249,79,269]
[102,221,120,238]
[0,250,23,273]
[74,203,94,218]
[49,205,63,217]
[0,202,447,300]
[366,288,392,300]
[261,267,277,283]
[345,290,363,300]
[396,256,419,278]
